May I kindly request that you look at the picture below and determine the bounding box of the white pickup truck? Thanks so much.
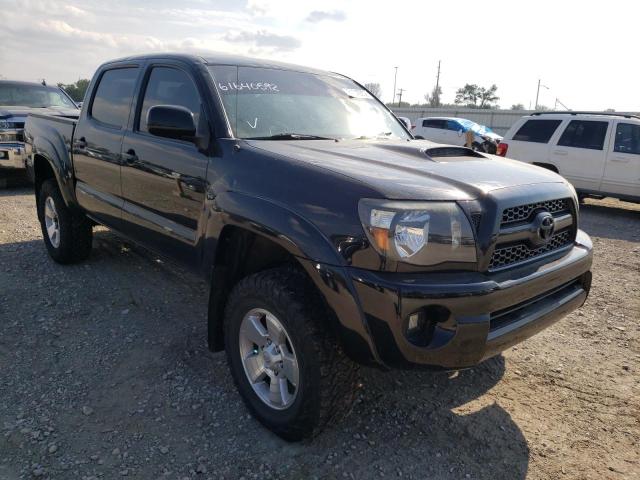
[498,112,640,203]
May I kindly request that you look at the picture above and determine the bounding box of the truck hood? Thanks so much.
[247,139,565,201]
[0,105,79,120]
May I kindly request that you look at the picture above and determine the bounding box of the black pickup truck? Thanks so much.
[24,53,593,440]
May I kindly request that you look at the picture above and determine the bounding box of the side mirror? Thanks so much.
[458,129,464,137]
[77,102,83,109]
[147,105,196,141]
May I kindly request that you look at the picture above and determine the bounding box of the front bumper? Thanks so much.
[349,230,593,369]
[0,142,27,169]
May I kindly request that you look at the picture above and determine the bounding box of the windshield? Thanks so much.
[459,119,493,135]
[209,66,409,140]
[0,83,77,108]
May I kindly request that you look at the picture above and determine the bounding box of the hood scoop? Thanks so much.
[424,146,486,159]
[371,143,487,162]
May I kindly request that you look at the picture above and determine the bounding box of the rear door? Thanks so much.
[550,119,610,191]
[73,65,141,227]
[601,120,640,198]
[418,119,448,143]
[119,61,210,266]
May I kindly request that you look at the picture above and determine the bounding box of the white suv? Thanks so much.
[499,112,640,202]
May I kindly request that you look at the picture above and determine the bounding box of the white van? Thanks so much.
[413,117,502,153]
[499,112,640,202]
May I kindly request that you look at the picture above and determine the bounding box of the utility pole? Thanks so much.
[397,88,406,106]
[434,60,441,107]
[535,79,549,110]
[392,67,398,105]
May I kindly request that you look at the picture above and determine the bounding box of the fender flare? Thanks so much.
[202,191,380,365]
[202,190,344,270]
[31,135,76,207]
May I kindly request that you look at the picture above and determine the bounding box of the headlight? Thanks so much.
[0,120,9,130]
[358,199,477,266]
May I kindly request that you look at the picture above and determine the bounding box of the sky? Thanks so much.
[1,0,638,112]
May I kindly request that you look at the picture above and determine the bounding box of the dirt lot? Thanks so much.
[0,183,638,480]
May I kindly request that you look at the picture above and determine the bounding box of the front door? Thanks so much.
[601,120,640,198]
[120,63,209,266]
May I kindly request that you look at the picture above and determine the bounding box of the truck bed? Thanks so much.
[24,113,77,188]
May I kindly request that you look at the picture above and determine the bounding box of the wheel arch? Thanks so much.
[30,134,76,209]
[203,192,379,365]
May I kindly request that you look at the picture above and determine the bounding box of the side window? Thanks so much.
[91,68,139,128]
[614,122,640,155]
[557,120,608,150]
[512,119,562,143]
[139,67,202,134]
[447,120,462,131]
[423,119,445,129]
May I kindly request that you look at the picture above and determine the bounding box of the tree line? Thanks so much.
[365,81,531,110]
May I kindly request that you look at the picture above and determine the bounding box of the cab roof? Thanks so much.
[103,52,336,77]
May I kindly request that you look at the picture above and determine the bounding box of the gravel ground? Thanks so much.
[0,183,638,480]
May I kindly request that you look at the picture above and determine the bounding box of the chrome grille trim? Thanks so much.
[501,198,570,225]
[490,230,572,270]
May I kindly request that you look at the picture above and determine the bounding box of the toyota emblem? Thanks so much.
[538,213,555,242]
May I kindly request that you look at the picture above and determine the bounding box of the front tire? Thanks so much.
[224,267,359,441]
[38,179,93,264]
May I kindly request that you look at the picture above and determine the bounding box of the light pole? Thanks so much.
[535,79,549,110]
[397,88,406,106]
[392,67,398,105]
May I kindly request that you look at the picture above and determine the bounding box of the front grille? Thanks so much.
[0,131,24,143]
[489,196,576,271]
[501,198,570,225]
[490,229,572,270]
[470,213,482,232]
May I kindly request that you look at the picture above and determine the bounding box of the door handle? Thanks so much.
[75,136,87,149]
[122,149,138,165]
[610,156,630,163]
[553,150,568,156]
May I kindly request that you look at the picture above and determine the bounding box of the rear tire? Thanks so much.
[38,179,93,264]
[223,267,359,441]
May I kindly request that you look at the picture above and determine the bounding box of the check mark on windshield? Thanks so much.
[246,118,258,129]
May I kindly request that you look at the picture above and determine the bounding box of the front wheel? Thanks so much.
[38,179,93,264]
[224,267,359,441]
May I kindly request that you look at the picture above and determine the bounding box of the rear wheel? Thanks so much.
[38,179,93,264]
[223,267,359,441]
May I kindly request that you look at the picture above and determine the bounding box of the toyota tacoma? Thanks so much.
[24,53,593,440]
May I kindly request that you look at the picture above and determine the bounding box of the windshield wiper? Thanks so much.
[353,132,393,140]
[244,133,335,141]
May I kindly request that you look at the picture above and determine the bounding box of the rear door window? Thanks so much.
[512,119,562,143]
[613,122,640,154]
[557,120,609,150]
[91,68,139,128]
[423,119,446,129]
